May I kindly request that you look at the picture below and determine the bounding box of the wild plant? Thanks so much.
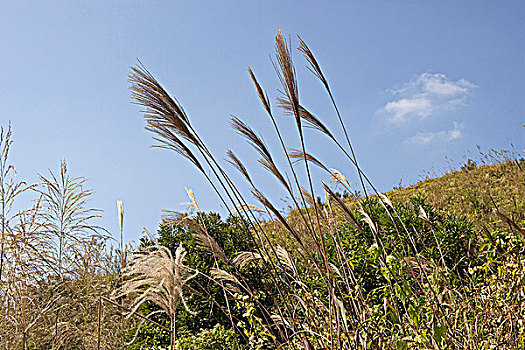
[0,124,33,286]
[128,31,404,348]
[126,31,524,349]
[114,230,197,350]
[0,152,119,349]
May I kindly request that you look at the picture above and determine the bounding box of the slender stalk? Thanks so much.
[97,297,102,350]
[0,125,11,284]
[171,314,175,350]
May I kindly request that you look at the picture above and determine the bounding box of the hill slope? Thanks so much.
[386,157,524,233]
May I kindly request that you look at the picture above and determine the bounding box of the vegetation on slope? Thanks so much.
[0,30,523,349]
[128,157,524,349]
[388,152,524,234]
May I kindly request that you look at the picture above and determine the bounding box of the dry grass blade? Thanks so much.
[163,202,228,264]
[193,231,228,264]
[333,295,348,332]
[231,117,290,191]
[323,187,330,205]
[329,168,351,190]
[493,208,524,238]
[232,251,263,269]
[378,193,394,210]
[146,122,204,173]
[257,158,291,191]
[418,206,429,222]
[129,63,197,145]
[231,204,264,216]
[210,269,240,293]
[270,314,292,328]
[297,36,329,91]
[251,189,304,246]
[160,210,187,224]
[275,245,298,276]
[226,150,252,184]
[234,246,297,276]
[230,117,270,162]
[286,149,329,172]
[400,257,433,273]
[322,183,362,232]
[248,68,272,116]
[359,207,377,235]
[273,31,300,126]
[276,97,334,139]
[161,211,205,236]
[299,186,315,208]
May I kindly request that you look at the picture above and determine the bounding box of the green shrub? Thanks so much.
[175,324,240,350]
[128,212,272,348]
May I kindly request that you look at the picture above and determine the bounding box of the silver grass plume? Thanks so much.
[115,239,197,320]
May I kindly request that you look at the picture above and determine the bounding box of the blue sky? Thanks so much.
[1,1,523,244]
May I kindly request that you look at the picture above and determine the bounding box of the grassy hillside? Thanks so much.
[387,155,524,233]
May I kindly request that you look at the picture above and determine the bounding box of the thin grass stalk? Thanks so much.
[273,32,326,257]
[324,202,369,323]
[246,71,320,245]
[97,297,102,350]
[297,36,370,203]
[213,169,303,341]
[183,143,295,342]
[294,39,418,269]
[290,103,452,338]
[250,66,343,345]
[192,209,246,346]
[117,200,125,349]
[131,64,307,343]
[0,125,12,286]
[247,70,343,345]
[292,41,442,315]
[273,31,337,347]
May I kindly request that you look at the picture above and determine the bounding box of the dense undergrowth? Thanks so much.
[0,31,523,349]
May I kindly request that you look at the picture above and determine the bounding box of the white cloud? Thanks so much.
[404,122,465,145]
[383,98,432,123]
[379,73,477,123]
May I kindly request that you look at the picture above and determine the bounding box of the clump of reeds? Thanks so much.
[114,230,197,350]
[0,134,122,349]
[124,30,524,349]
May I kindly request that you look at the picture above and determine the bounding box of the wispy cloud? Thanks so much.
[378,73,477,123]
[404,122,465,145]
[383,98,432,123]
